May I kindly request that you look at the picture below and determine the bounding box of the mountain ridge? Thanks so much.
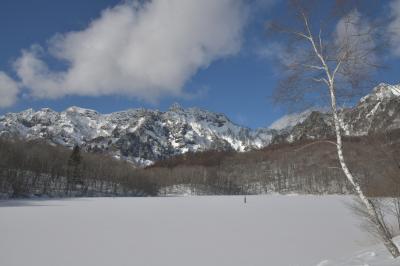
[0,102,274,165]
[1,83,400,165]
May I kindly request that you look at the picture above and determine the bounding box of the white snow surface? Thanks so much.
[1,195,398,266]
[319,236,400,266]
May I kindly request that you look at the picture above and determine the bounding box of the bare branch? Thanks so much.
[302,64,325,71]
[312,77,329,85]
[294,140,338,153]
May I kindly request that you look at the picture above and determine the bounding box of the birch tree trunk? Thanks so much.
[271,3,400,257]
[329,84,400,258]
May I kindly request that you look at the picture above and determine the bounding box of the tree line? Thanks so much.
[0,129,399,198]
[146,129,400,197]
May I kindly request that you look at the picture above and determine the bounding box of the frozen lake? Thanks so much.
[0,195,383,266]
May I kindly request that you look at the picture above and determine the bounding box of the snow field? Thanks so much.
[0,195,396,266]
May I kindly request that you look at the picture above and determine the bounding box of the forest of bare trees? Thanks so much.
[147,129,400,197]
[0,138,157,198]
[1,128,399,199]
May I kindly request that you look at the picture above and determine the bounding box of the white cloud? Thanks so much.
[14,0,248,102]
[334,10,375,56]
[0,72,19,108]
[389,0,400,56]
[256,42,295,66]
[268,109,313,131]
[333,10,378,82]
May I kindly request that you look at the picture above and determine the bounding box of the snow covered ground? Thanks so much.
[0,195,399,266]
[318,236,400,266]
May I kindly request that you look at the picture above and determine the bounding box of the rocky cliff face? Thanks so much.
[0,103,273,165]
[271,83,400,143]
[342,83,400,135]
[1,83,399,164]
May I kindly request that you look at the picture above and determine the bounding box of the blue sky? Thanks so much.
[0,0,399,128]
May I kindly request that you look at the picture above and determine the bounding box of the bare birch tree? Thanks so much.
[268,0,400,257]
[348,197,398,244]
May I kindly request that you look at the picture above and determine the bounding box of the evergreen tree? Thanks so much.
[68,145,83,190]
[69,145,82,167]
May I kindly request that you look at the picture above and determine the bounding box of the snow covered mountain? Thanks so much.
[0,103,273,164]
[341,83,400,135]
[270,83,400,143]
[1,82,400,164]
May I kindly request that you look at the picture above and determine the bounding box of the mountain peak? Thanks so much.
[360,83,400,103]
